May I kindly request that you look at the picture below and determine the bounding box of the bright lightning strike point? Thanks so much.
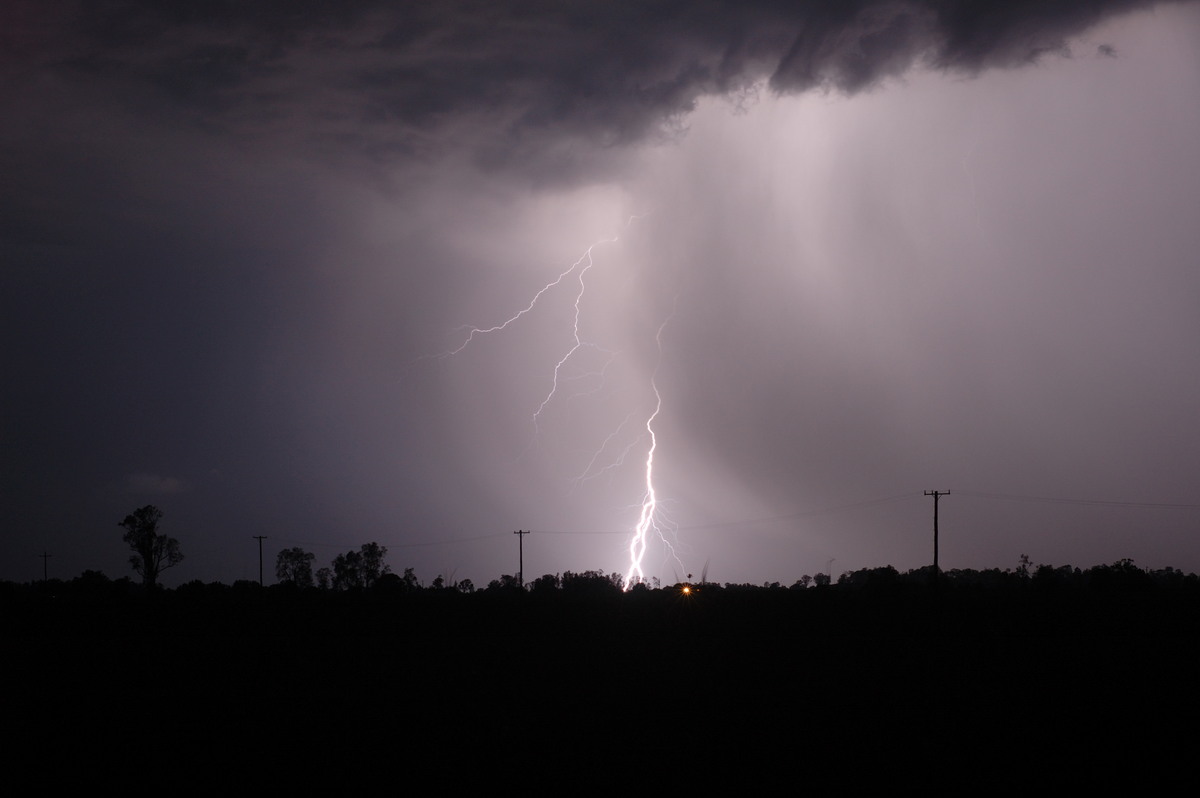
[624,380,662,587]
[623,311,681,590]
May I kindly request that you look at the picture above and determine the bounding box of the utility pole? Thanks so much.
[39,551,51,582]
[513,529,529,589]
[253,536,268,585]
[924,491,949,574]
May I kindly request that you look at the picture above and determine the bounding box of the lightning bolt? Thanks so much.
[623,313,676,588]
[441,240,614,358]
[436,215,684,587]
[438,239,617,440]
[530,244,613,433]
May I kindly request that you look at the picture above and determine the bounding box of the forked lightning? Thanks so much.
[439,221,681,587]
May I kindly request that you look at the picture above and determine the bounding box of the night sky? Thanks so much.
[4,1,1200,587]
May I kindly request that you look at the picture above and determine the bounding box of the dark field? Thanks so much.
[6,570,1198,789]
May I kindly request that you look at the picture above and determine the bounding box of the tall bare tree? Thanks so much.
[118,505,183,589]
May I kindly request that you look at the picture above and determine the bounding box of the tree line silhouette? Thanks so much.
[9,504,1198,606]
[9,507,1200,792]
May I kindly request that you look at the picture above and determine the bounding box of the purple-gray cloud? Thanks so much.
[3,1,1199,586]
[3,0,1182,174]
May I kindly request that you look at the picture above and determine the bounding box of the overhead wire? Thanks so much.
[954,490,1200,511]
[264,489,1200,554]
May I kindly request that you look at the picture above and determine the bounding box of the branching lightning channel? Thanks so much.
[440,240,614,358]
[437,215,683,586]
[531,244,612,432]
[624,312,680,588]
[440,239,618,438]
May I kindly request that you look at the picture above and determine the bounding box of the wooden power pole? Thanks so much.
[253,536,268,585]
[513,529,529,588]
[924,491,949,573]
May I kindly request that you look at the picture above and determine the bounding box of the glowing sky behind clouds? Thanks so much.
[3,1,1200,586]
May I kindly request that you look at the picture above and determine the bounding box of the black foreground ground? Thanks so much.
[6,573,1198,790]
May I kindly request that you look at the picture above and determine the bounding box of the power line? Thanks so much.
[268,531,510,551]
[532,493,924,536]
[955,490,1200,511]
[238,489,1200,562]
[256,493,924,556]
[676,493,924,532]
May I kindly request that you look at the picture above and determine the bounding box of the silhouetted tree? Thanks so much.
[73,570,110,591]
[1087,559,1152,593]
[331,542,392,590]
[486,574,522,592]
[373,566,420,593]
[361,542,390,585]
[275,547,315,588]
[118,505,183,590]
[332,550,364,590]
[1033,563,1079,591]
[561,570,622,596]
[837,566,900,591]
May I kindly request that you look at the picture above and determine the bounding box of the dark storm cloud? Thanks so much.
[4,0,1198,586]
[6,0,1178,174]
